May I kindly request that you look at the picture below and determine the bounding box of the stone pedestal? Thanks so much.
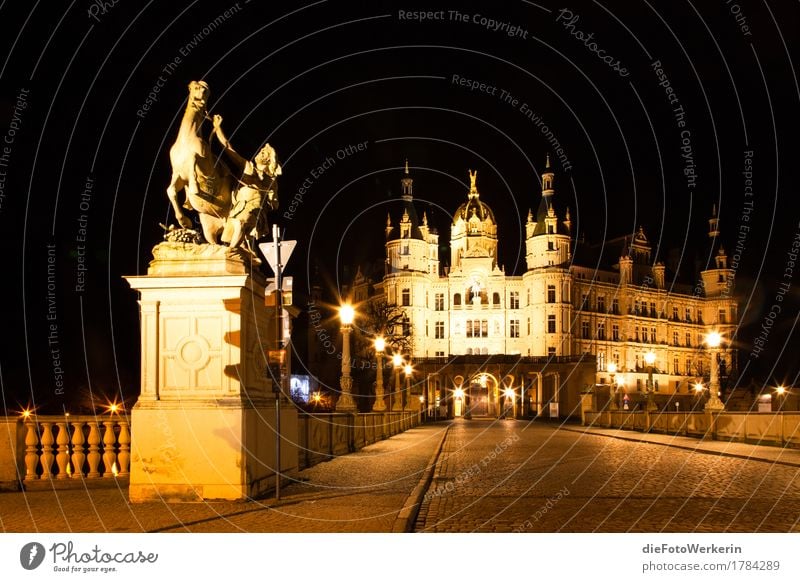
[124,242,298,502]
[0,419,22,490]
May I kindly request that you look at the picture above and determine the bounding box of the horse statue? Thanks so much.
[166,81,235,245]
[166,81,280,250]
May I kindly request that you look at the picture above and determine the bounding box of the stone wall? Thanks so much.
[584,410,800,448]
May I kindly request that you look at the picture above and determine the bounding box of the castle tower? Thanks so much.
[523,156,573,356]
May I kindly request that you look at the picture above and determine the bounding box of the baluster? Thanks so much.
[86,421,102,478]
[71,421,86,478]
[117,420,130,476]
[102,421,117,477]
[55,422,70,479]
[24,421,39,481]
[39,422,55,479]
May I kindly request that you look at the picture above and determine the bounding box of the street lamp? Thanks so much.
[776,385,786,411]
[392,353,404,411]
[503,387,516,418]
[644,350,657,411]
[404,363,413,411]
[336,303,357,412]
[704,331,725,411]
[607,362,618,410]
[372,337,387,412]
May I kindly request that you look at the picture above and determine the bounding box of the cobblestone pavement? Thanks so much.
[415,419,800,533]
[0,425,446,533]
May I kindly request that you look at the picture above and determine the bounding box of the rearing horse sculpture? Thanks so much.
[166,81,234,245]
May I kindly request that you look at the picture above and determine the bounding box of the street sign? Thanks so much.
[259,240,296,274]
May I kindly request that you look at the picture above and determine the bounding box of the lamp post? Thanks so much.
[335,303,357,412]
[645,350,657,411]
[404,363,413,411]
[392,353,404,411]
[372,337,387,412]
[704,331,725,411]
[607,362,618,410]
[503,387,516,419]
[776,385,786,411]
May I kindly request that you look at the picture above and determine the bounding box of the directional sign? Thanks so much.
[259,239,296,274]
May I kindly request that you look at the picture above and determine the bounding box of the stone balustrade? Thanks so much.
[297,411,420,470]
[584,410,800,448]
[0,416,130,488]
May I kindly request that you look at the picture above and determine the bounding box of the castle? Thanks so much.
[350,159,738,418]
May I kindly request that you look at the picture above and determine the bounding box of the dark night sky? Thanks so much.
[0,0,798,413]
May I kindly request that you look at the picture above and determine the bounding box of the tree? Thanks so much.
[353,298,412,357]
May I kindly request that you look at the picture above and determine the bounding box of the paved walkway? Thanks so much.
[0,424,447,533]
[415,419,800,533]
[5,420,800,533]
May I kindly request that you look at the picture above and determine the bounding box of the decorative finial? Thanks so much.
[469,169,478,197]
[386,213,392,227]
[546,153,551,169]
[422,212,428,226]
[527,209,533,222]
[405,159,409,175]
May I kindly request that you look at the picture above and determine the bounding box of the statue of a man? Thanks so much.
[212,114,281,249]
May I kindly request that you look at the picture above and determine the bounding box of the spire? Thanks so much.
[541,155,555,197]
[385,212,393,239]
[708,204,720,238]
[401,160,413,199]
[563,206,571,232]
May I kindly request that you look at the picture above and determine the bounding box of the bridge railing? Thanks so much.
[1,416,129,487]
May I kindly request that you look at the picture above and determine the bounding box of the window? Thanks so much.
[650,327,656,343]
[510,320,520,338]
[581,321,590,339]
[402,317,410,336]
[718,309,727,324]
[547,347,556,356]
[611,298,619,314]
[672,306,679,320]
[547,314,556,334]
[493,292,501,305]
[435,351,445,357]
[685,332,691,347]
[453,293,461,306]
[685,307,692,322]
[527,318,531,335]
[401,288,410,306]
[598,351,606,370]
[685,358,692,375]
[546,286,555,304]
[673,331,678,346]
[634,300,641,315]
[548,224,554,234]
[673,357,679,375]
[649,302,657,317]
[612,324,620,341]
[597,296,606,313]
[581,293,589,310]
[466,320,488,338]
[635,326,640,342]
[547,240,555,251]
[597,322,606,340]
[435,293,444,311]
[510,291,520,309]
[435,321,444,339]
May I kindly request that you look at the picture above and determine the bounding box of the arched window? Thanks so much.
[454,293,462,306]
[493,292,501,305]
